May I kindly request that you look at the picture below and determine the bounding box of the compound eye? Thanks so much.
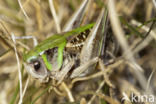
[33,60,41,71]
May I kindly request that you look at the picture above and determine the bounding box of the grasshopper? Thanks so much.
[24,8,107,83]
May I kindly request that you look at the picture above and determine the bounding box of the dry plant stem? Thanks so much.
[11,34,23,104]
[63,0,89,32]
[99,59,114,88]
[18,0,30,20]
[84,91,120,104]
[108,0,138,70]
[122,19,156,63]
[49,0,61,33]
[53,87,66,96]
[15,36,38,46]
[145,1,153,20]
[71,71,105,85]
[132,19,156,52]
[146,70,155,92]
[153,0,156,8]
[32,0,43,31]
[80,98,87,104]
[22,77,30,99]
[93,93,120,104]
[0,21,30,50]
[131,20,156,54]
[0,21,11,40]
[22,0,30,10]
[18,0,30,15]
[87,81,105,104]
[61,82,75,102]
[126,62,153,94]
[108,0,148,91]
[108,0,133,58]
[71,59,123,87]
[49,84,65,96]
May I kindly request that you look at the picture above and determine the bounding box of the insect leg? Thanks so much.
[53,60,75,84]
[70,57,98,78]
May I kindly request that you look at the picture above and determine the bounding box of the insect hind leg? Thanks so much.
[70,57,99,78]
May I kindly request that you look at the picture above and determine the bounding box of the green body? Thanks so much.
[24,23,94,71]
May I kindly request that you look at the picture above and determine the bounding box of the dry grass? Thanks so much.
[0,0,156,104]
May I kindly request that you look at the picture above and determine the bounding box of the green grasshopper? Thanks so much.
[24,8,106,83]
[24,24,94,78]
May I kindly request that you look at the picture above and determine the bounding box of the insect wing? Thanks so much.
[80,9,106,64]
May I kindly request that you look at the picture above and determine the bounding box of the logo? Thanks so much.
[121,92,155,103]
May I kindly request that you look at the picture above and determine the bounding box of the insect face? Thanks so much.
[24,58,48,80]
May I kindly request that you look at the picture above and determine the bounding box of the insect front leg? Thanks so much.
[51,59,75,84]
